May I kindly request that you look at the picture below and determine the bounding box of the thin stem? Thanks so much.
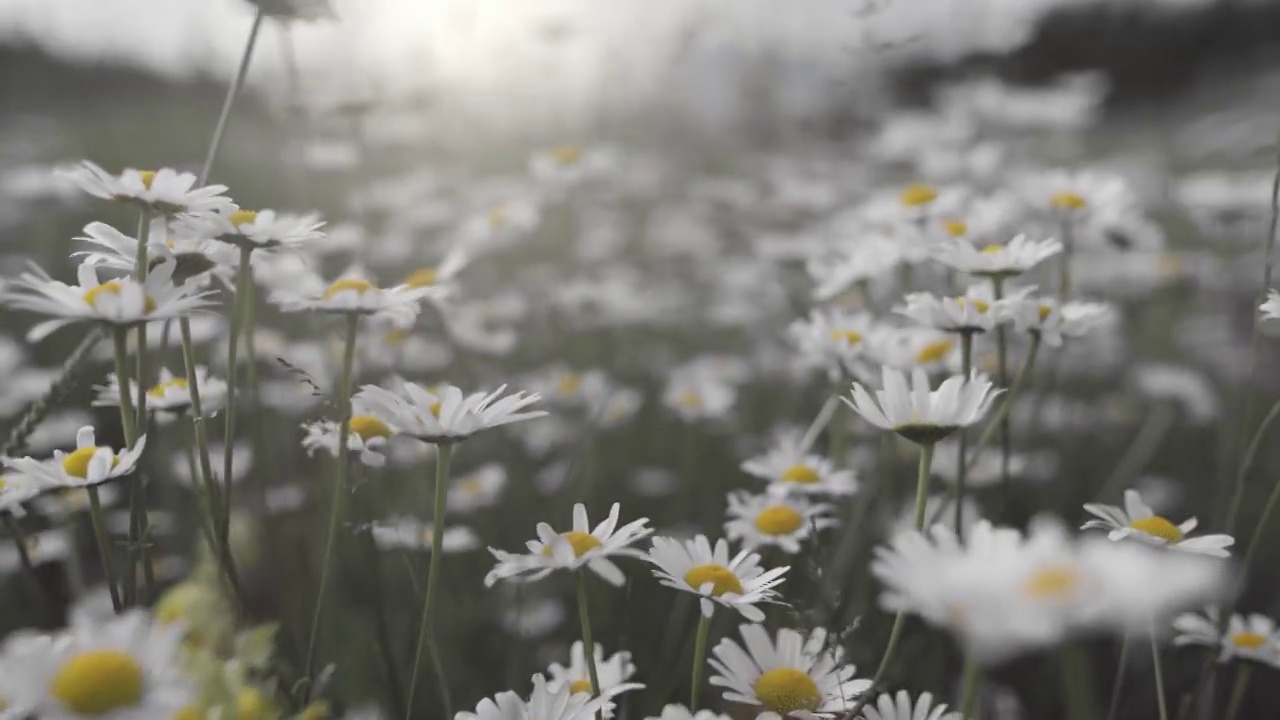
[220,246,253,574]
[991,277,1012,496]
[302,313,360,701]
[1224,664,1253,720]
[406,441,455,720]
[956,331,973,533]
[1061,642,1097,720]
[4,514,48,619]
[131,207,154,607]
[960,657,982,720]
[690,612,712,709]
[967,336,1041,469]
[913,442,935,529]
[1105,635,1131,720]
[1059,219,1074,300]
[1095,403,1178,502]
[576,570,603,720]
[1152,633,1170,720]
[110,330,139,447]
[199,8,266,184]
[112,326,145,606]
[1224,397,1280,540]
[87,486,122,612]
[801,395,841,455]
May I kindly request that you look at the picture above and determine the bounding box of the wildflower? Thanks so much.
[1131,363,1219,424]
[369,518,480,554]
[647,535,787,622]
[301,414,392,468]
[177,207,325,252]
[60,161,233,216]
[399,244,472,296]
[787,309,878,381]
[1173,607,1280,666]
[93,366,226,418]
[1021,168,1139,224]
[501,596,567,639]
[644,706,731,720]
[1010,297,1113,347]
[741,445,859,497]
[546,642,636,707]
[844,367,999,445]
[1082,489,1234,557]
[724,491,837,553]
[897,284,1030,334]
[663,372,736,423]
[3,260,214,341]
[271,271,436,327]
[74,220,234,287]
[857,691,961,720]
[708,624,870,719]
[355,382,546,444]
[447,463,507,513]
[5,426,145,489]
[1260,290,1280,322]
[0,469,45,517]
[485,503,652,587]
[456,673,641,720]
[932,235,1062,278]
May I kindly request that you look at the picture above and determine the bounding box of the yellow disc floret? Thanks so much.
[321,278,377,300]
[62,446,117,479]
[915,339,954,365]
[943,219,968,237]
[138,170,157,189]
[551,145,583,165]
[684,564,744,596]
[755,506,804,536]
[780,464,821,485]
[83,281,157,313]
[230,209,259,227]
[404,266,439,288]
[148,377,189,399]
[349,415,393,441]
[1230,631,1268,650]
[1130,516,1184,544]
[543,530,602,558]
[828,330,863,345]
[50,650,144,715]
[753,667,822,715]
[899,183,938,207]
[557,373,583,395]
[1023,565,1081,599]
[1050,192,1087,211]
[569,680,594,695]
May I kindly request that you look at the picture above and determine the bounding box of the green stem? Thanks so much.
[1152,633,1170,720]
[1059,219,1074,300]
[1224,397,1280,539]
[913,442,935,529]
[991,277,1012,497]
[956,331,973,533]
[1061,642,1098,720]
[199,7,266,184]
[1224,664,1253,720]
[576,569,603,719]
[87,486,122,612]
[690,611,712,709]
[406,441,455,720]
[967,336,1041,470]
[3,514,48,620]
[1095,403,1177,502]
[111,326,146,606]
[302,313,360,701]
[960,657,982,719]
[220,246,253,574]
[110,329,139,447]
[1105,635,1131,720]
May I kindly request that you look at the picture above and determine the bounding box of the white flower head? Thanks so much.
[1011,297,1114,347]
[271,272,437,326]
[844,367,999,445]
[0,469,45,517]
[74,220,235,287]
[933,235,1062,278]
[787,309,878,382]
[647,535,787,622]
[176,207,325,252]
[59,161,233,216]
[546,641,636,716]
[708,624,871,719]
[4,426,145,489]
[1082,489,1234,558]
[485,503,652,587]
[456,673,641,720]
[1260,290,1280,322]
[355,382,546,444]
[447,463,507,514]
[1173,607,1280,667]
[300,413,393,468]
[663,372,737,423]
[644,705,731,720]
[896,283,1031,334]
[741,446,859,498]
[369,517,480,554]
[858,691,960,720]
[94,366,226,418]
[724,491,837,554]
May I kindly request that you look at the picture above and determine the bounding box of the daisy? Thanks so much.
[170,442,251,487]
[724,491,837,553]
[741,445,858,497]
[1082,489,1234,557]
[4,426,145,489]
[446,463,507,513]
[645,706,731,720]
[300,412,394,468]
[445,301,520,357]
[399,244,472,296]
[1010,297,1114,347]
[1173,607,1280,666]
[3,260,215,341]
[1260,290,1280,322]
[270,272,436,327]
[354,381,546,444]
[1020,168,1140,225]
[868,328,961,373]
[844,367,999,445]
[0,469,46,517]
[896,284,1030,334]
[369,518,480,554]
[93,366,227,418]
[5,609,194,718]
[663,372,737,423]
[59,161,233,216]
[647,535,787,622]
[176,207,325,252]
[456,673,641,720]
[484,503,652,587]
[74,220,235,287]
[857,691,960,720]
[787,309,878,381]
[708,624,871,719]
[546,641,636,703]
[932,235,1062,278]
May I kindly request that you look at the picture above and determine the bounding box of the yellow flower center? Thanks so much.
[965,298,990,313]
[148,377,189,399]
[551,145,583,164]
[384,327,412,345]
[488,207,507,229]
[236,688,272,720]
[1130,516,1184,543]
[1231,631,1268,650]
[676,390,703,409]
[755,506,804,536]
[981,244,1004,254]
[558,373,583,395]
[172,706,201,720]
[683,564,744,596]
[569,680,594,695]
[138,170,156,189]
[543,530,602,558]
[299,701,331,720]
[915,339,954,365]
[1022,565,1081,599]
[780,464,821,485]
[404,266,439,288]
[349,415,393,441]
[0,477,7,492]
[899,183,938,208]
[62,446,117,479]
[753,667,822,715]
[321,278,377,299]
[230,209,259,227]
[828,329,863,345]
[1050,192,1087,210]
[1038,305,1053,322]
[50,650,144,715]
[943,219,968,237]
[83,281,157,313]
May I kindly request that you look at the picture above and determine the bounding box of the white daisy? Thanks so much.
[3,260,215,341]
[446,463,507,513]
[645,705,731,720]
[5,609,194,719]
[270,272,436,327]
[663,372,737,423]
[93,366,227,417]
[0,469,45,517]
[1082,489,1234,558]
[1010,297,1114,347]
[74,220,235,287]
[176,207,325,252]
[844,367,999,445]
[456,673,641,720]
[786,309,878,381]
[724,491,837,554]
[896,283,1031,334]
[369,517,480,554]
[741,446,858,497]
[4,426,146,489]
[59,161,233,216]
[708,624,871,720]
[1173,607,1280,666]
[484,503,652,587]
[867,328,960,373]
[647,535,787,622]
[1260,290,1280,322]
[546,641,636,705]
[354,381,546,444]
[398,244,472,297]
[300,413,394,468]
[169,442,251,488]
[445,301,521,357]
[932,235,1062,278]
[857,691,960,720]
[1021,168,1139,225]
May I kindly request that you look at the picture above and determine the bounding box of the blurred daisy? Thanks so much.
[447,463,507,513]
[933,235,1062,278]
[31,484,122,523]
[485,503,651,587]
[546,641,636,705]
[1131,364,1219,424]
[1173,607,1280,666]
[74,220,234,287]
[647,535,787,622]
[359,324,454,374]
[60,161,233,216]
[741,446,858,497]
[1082,489,1234,558]
[857,691,960,720]
[3,260,214,341]
[868,328,959,373]
[1022,168,1139,224]
[897,284,1029,334]
[171,442,251,487]
[271,272,435,327]
[0,469,45,517]
[1260,290,1280,322]
[457,673,640,720]
[355,382,546,444]
[501,596,567,639]
[301,413,393,468]
[179,207,325,252]
[5,426,145,489]
[369,518,480,554]
[1010,297,1113,347]
[663,372,736,423]
[94,366,227,418]
[708,624,870,719]
[844,367,998,445]
[787,309,877,381]
[645,706,731,720]
[5,609,193,718]
[724,491,837,553]
[530,145,615,186]
[400,245,472,296]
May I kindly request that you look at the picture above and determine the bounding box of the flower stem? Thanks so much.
[1224,396,1280,542]
[1059,219,1074,300]
[87,485,122,612]
[302,313,360,701]
[913,442,935,529]
[960,657,982,719]
[690,611,712,709]
[576,569,604,720]
[990,277,1012,499]
[1151,633,1170,720]
[1224,664,1253,720]
[111,329,139,447]
[199,7,265,183]
[956,331,973,533]
[967,336,1041,470]
[1061,642,1097,720]
[220,246,253,576]
[1105,635,1131,720]
[406,441,455,720]
[3,514,48,621]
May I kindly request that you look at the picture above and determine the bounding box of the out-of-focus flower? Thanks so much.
[1173,607,1280,667]
[356,382,546,444]
[60,161,233,216]
[724,491,837,553]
